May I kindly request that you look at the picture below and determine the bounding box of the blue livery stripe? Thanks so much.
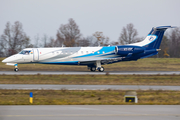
[40,61,79,65]
[74,47,115,58]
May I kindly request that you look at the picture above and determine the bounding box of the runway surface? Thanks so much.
[1,84,180,90]
[1,71,180,75]
[0,105,179,120]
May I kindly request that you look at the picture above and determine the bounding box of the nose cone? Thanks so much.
[2,55,18,63]
[2,54,23,63]
[2,58,8,63]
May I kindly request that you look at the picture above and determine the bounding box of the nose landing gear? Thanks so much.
[14,68,19,72]
[14,64,19,72]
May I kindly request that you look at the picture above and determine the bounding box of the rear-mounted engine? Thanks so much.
[115,46,144,55]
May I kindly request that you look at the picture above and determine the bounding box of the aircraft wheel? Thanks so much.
[14,68,19,72]
[99,67,104,72]
[90,67,96,72]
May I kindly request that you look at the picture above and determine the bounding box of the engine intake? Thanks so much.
[115,46,144,55]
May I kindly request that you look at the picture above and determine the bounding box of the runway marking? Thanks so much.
[1,114,180,117]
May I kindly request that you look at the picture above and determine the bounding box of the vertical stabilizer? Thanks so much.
[129,26,175,49]
[145,26,172,49]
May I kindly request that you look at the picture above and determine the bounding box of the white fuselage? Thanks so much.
[2,46,117,65]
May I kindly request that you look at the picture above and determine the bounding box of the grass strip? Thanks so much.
[0,89,180,105]
[0,74,180,86]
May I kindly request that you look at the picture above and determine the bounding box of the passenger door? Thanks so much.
[33,49,39,61]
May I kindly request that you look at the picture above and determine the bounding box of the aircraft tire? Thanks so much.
[99,67,104,72]
[14,68,19,72]
[90,67,96,72]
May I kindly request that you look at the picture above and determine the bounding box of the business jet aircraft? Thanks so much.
[2,26,174,72]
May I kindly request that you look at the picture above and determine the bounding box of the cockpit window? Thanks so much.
[19,50,31,55]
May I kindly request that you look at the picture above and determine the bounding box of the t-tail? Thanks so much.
[122,26,175,59]
[144,26,175,49]
[130,26,175,49]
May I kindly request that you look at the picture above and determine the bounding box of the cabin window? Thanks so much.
[86,51,88,54]
[81,51,83,54]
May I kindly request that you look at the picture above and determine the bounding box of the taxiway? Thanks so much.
[0,84,180,90]
[0,105,179,120]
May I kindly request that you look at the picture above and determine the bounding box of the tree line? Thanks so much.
[0,18,179,58]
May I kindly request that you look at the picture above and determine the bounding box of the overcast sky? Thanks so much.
[0,0,180,44]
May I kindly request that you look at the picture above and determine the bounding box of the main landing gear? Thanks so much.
[90,66,104,72]
[90,67,96,72]
[98,67,104,72]
[14,64,19,72]
[89,61,105,72]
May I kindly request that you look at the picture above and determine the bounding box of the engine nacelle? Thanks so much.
[115,46,144,55]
